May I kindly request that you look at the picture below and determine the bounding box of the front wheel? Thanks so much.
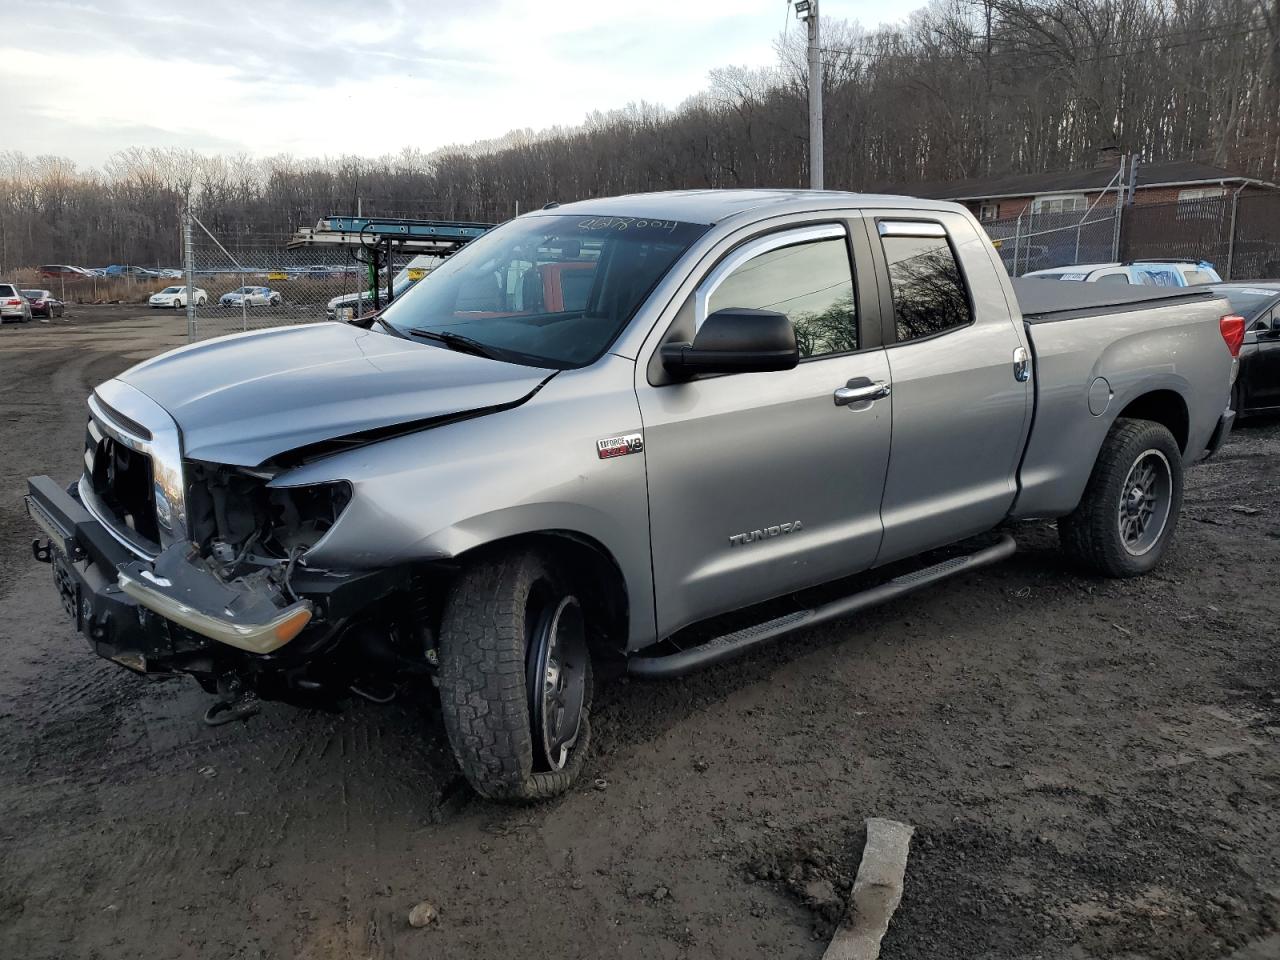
[1058,418,1183,577]
[437,549,592,801]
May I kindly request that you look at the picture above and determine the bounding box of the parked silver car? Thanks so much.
[26,190,1237,801]
[1,283,33,322]
[219,286,281,308]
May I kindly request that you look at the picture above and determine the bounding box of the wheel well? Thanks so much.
[458,531,630,660]
[1116,390,1189,454]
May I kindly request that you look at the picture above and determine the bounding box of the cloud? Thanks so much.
[0,0,922,168]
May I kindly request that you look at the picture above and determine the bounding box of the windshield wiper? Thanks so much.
[406,328,504,360]
[369,315,407,338]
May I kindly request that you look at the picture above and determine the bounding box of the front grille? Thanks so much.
[85,426,161,548]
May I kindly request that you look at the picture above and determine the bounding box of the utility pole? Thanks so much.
[795,0,823,189]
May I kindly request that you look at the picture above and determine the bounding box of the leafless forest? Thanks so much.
[1,0,1276,269]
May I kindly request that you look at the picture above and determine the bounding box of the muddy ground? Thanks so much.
[1,307,1277,960]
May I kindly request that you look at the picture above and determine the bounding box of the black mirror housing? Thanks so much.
[660,307,799,376]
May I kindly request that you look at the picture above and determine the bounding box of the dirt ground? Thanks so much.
[1,306,1277,960]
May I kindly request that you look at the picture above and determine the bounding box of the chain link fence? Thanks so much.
[978,190,1280,281]
[982,204,1121,277]
[181,212,426,342]
[172,190,1280,344]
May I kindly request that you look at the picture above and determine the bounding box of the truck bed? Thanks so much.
[1013,277,1218,323]
[1011,279,1231,520]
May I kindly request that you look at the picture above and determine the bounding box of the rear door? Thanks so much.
[637,219,892,637]
[867,213,1032,564]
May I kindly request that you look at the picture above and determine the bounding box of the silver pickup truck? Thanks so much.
[26,190,1240,801]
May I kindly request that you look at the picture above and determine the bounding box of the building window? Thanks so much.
[1177,186,1227,202]
[978,202,1000,222]
[1031,193,1087,216]
[1176,186,1227,221]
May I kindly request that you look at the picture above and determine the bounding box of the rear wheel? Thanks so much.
[437,549,592,801]
[1059,418,1183,577]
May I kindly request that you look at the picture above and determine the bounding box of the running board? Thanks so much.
[628,534,1017,679]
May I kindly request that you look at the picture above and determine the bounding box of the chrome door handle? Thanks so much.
[1013,346,1031,382]
[833,378,891,406]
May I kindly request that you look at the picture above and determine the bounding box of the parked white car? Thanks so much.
[326,254,442,318]
[1025,260,1221,286]
[149,286,208,308]
[220,286,282,308]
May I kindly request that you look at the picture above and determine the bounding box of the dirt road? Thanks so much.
[1,309,1277,959]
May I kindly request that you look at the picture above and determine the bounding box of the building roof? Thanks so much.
[901,160,1277,202]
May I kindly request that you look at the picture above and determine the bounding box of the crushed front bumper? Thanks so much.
[25,475,408,680]
[26,475,215,677]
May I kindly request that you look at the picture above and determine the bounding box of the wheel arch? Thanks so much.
[452,529,632,663]
[1112,388,1189,454]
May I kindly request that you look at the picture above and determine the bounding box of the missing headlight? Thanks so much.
[186,462,351,568]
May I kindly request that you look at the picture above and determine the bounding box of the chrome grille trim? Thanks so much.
[79,475,156,560]
[86,379,188,552]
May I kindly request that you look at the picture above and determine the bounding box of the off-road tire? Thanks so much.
[437,549,592,802]
[1059,418,1183,578]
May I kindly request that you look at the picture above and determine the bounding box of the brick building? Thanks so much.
[904,159,1278,223]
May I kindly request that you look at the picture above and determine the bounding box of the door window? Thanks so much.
[704,235,857,359]
[878,225,973,342]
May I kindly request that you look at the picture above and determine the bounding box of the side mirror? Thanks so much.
[660,307,798,377]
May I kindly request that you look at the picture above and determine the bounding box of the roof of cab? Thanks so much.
[526,189,967,226]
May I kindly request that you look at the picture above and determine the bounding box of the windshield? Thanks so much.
[21,290,45,298]
[381,214,708,368]
[160,286,182,294]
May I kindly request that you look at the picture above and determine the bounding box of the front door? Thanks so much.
[637,222,893,637]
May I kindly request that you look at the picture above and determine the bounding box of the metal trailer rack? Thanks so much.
[287,216,495,313]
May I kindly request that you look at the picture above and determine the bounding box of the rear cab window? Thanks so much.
[876,221,973,343]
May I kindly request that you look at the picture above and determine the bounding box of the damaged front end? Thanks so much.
[26,383,440,718]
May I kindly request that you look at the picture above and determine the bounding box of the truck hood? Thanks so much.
[115,322,554,467]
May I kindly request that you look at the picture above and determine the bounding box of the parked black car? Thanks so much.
[21,290,66,319]
[1211,283,1280,417]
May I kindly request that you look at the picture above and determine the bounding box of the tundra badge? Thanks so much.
[729,522,803,546]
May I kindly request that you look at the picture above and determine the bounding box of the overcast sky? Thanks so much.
[2,0,925,169]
